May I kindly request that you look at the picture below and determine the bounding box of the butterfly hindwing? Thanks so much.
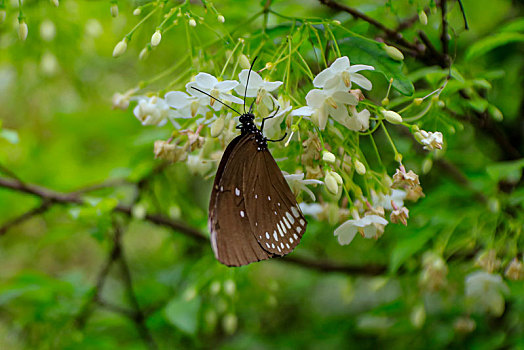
[243,138,307,256]
[209,134,273,266]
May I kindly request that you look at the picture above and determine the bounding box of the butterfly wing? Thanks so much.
[243,141,307,256]
[209,134,274,266]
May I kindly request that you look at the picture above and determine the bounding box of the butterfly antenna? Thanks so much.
[244,56,258,114]
[190,87,241,115]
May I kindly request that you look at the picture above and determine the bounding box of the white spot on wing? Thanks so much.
[277,222,284,237]
[280,221,287,233]
[277,246,281,252]
[283,216,291,229]
[297,227,302,234]
[273,231,278,241]
[255,194,258,199]
[299,219,306,226]
[220,186,224,192]
[240,210,245,218]
[293,233,299,240]
[271,243,275,249]
[235,187,240,196]
[280,242,284,249]
[268,196,271,201]
[286,243,290,249]
[289,237,294,243]
[265,232,270,239]
[291,206,300,218]
[286,212,295,224]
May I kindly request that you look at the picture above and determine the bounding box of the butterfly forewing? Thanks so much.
[209,134,273,266]
[243,139,307,256]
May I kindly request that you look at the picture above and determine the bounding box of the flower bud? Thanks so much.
[139,47,150,61]
[224,279,236,295]
[322,150,336,164]
[381,97,389,106]
[209,281,221,294]
[18,19,28,41]
[422,158,432,174]
[488,105,503,122]
[410,305,426,328]
[151,30,162,47]
[265,62,274,70]
[222,313,238,335]
[324,171,339,195]
[110,3,118,17]
[418,10,428,25]
[112,39,128,57]
[133,8,141,16]
[217,14,225,23]
[239,54,251,69]
[210,116,225,137]
[505,258,522,280]
[188,18,197,27]
[51,0,59,7]
[40,20,56,41]
[384,44,404,61]
[332,19,341,25]
[354,160,366,175]
[132,203,146,219]
[414,97,424,105]
[382,110,403,124]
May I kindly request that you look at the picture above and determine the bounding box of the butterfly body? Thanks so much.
[208,112,307,266]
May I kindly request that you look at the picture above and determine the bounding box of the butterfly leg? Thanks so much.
[260,106,281,132]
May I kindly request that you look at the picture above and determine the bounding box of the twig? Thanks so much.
[440,0,449,58]
[457,0,469,30]
[283,256,386,275]
[0,201,51,236]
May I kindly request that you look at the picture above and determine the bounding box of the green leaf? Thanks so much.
[390,228,435,273]
[338,37,414,96]
[164,295,201,335]
[486,159,524,183]
[465,32,524,60]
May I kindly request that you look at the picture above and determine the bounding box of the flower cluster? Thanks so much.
[292,57,374,131]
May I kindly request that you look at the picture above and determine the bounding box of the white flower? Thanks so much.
[186,73,243,111]
[187,153,213,176]
[465,271,509,316]
[345,106,371,131]
[334,214,388,245]
[372,189,406,211]
[263,97,292,139]
[299,203,323,218]
[133,96,175,126]
[164,91,208,119]
[284,173,323,201]
[292,89,358,130]
[234,69,283,110]
[417,130,443,150]
[313,56,374,91]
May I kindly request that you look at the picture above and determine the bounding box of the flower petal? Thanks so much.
[334,220,358,245]
[215,80,238,92]
[220,93,244,105]
[195,72,218,88]
[165,91,191,109]
[290,106,314,116]
[238,69,263,88]
[351,73,373,90]
[186,81,209,96]
[330,56,350,72]
[262,81,283,92]
[332,91,358,105]
[312,67,334,88]
[348,64,375,73]
[305,89,326,108]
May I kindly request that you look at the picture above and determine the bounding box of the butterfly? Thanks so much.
[192,59,307,266]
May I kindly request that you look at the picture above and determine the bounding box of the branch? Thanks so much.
[0,201,51,236]
[0,175,386,276]
[439,0,450,60]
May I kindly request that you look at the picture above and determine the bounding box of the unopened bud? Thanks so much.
[394,153,403,163]
[332,171,343,185]
[188,18,197,27]
[210,116,225,137]
[151,30,162,47]
[384,44,404,61]
[18,20,28,41]
[381,97,389,106]
[411,305,426,328]
[112,39,128,57]
[239,54,250,69]
[324,171,339,195]
[382,110,403,124]
[488,105,503,122]
[217,14,225,23]
[322,151,336,164]
[332,19,341,25]
[133,8,141,16]
[265,62,274,70]
[418,10,428,25]
[422,158,433,174]
[110,3,118,17]
[139,46,150,60]
[414,97,424,105]
[51,0,59,7]
[354,160,366,175]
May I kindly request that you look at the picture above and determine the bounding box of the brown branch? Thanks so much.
[317,0,420,52]
[0,175,386,276]
[0,201,51,236]
[440,0,450,62]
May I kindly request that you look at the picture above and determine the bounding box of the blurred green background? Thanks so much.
[0,0,523,349]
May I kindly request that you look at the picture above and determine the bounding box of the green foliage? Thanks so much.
[0,0,523,349]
